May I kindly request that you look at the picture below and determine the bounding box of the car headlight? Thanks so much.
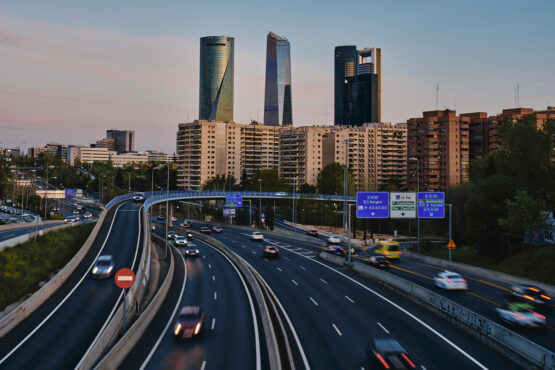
[194,322,201,335]
[107,266,113,274]
[174,323,182,335]
[92,267,98,274]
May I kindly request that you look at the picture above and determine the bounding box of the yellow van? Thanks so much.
[374,241,402,259]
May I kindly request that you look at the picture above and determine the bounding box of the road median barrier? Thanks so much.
[0,201,120,338]
[317,252,555,369]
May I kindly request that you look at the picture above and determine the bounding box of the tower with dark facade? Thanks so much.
[264,31,292,126]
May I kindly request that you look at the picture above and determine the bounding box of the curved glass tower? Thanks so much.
[264,31,292,126]
[199,36,234,121]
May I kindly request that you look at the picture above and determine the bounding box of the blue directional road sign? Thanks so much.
[65,189,75,198]
[225,193,242,208]
[356,192,389,218]
[417,192,445,218]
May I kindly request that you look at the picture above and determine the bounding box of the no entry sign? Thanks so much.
[115,268,135,289]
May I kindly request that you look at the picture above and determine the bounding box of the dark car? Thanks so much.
[212,226,223,233]
[185,244,200,257]
[173,306,204,339]
[180,221,192,228]
[307,229,319,237]
[368,338,417,369]
[263,247,280,259]
[167,230,178,239]
[157,214,166,220]
[200,226,211,234]
[367,256,390,269]
[91,255,115,279]
[505,285,551,311]
[327,245,345,256]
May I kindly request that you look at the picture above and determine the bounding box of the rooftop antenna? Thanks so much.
[514,86,517,108]
[517,83,520,107]
[436,84,439,110]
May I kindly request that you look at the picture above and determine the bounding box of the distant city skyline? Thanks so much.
[0,0,554,152]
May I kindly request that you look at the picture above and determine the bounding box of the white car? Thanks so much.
[83,212,93,219]
[250,232,264,241]
[64,216,79,223]
[495,303,546,329]
[133,193,145,202]
[434,271,468,290]
[171,216,178,222]
[175,237,188,246]
[327,234,342,245]
[275,192,286,197]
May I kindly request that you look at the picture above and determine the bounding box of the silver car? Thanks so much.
[175,237,188,246]
[496,303,546,329]
[92,255,115,279]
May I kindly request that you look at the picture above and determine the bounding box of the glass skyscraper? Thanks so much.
[199,36,234,121]
[264,32,292,126]
[334,46,358,125]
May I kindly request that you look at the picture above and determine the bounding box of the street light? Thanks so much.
[258,179,262,221]
[409,157,420,253]
[342,140,351,240]
[347,203,354,263]
[164,164,170,259]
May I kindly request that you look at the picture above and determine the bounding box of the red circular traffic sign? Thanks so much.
[115,268,135,289]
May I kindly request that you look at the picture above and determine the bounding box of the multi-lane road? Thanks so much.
[0,200,143,370]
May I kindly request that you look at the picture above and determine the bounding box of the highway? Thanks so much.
[121,230,261,370]
[182,220,519,369]
[0,200,144,370]
[275,220,555,350]
[0,223,64,242]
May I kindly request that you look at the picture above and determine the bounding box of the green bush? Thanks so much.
[0,223,95,311]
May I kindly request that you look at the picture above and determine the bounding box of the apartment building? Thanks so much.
[110,151,149,167]
[70,147,111,165]
[321,123,407,190]
[28,146,47,158]
[406,110,469,191]
[177,120,280,189]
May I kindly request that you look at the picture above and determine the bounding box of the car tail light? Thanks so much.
[174,323,182,335]
[533,312,546,320]
[401,353,416,368]
[275,248,279,252]
[460,280,467,283]
[530,287,540,292]
[375,353,390,369]
[446,280,453,284]
[523,295,534,301]
[540,295,551,300]
[513,313,525,319]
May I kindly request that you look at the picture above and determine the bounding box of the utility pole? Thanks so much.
[164,164,170,259]
[409,157,420,253]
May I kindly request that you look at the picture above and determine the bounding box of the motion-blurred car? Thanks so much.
[167,230,177,239]
[151,225,156,231]
[367,256,390,269]
[180,221,192,228]
[307,229,319,237]
[173,306,204,339]
[157,214,166,220]
[212,226,223,233]
[175,237,188,246]
[275,192,287,197]
[368,338,417,369]
[434,271,468,290]
[327,245,345,256]
[263,247,280,259]
[72,210,79,215]
[505,285,551,311]
[171,216,178,222]
[133,193,145,202]
[250,231,264,241]
[496,302,546,330]
[374,241,402,260]
[327,234,342,244]
[200,226,211,234]
[91,255,115,279]
[83,212,93,219]
[185,244,200,257]
[64,215,79,223]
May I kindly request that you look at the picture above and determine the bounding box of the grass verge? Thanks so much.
[422,244,555,286]
[0,222,95,311]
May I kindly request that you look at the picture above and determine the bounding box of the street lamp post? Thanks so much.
[292,177,297,233]
[342,140,351,240]
[258,179,262,221]
[447,203,453,262]
[409,157,420,253]
[164,164,170,259]
[347,203,354,264]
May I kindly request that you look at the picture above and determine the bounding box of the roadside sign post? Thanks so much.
[356,192,390,218]
[115,268,135,334]
[417,192,445,255]
[390,192,416,218]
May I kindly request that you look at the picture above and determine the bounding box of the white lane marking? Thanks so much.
[377,322,390,334]
[345,295,355,304]
[332,323,342,336]
[283,256,290,261]
[211,318,216,330]
[320,278,328,284]
[300,266,307,271]
[241,245,246,248]
[200,361,206,370]
[276,267,282,272]
[141,246,187,369]
[208,263,212,269]
[309,297,318,306]
[202,255,206,259]
[421,366,427,370]
[205,243,261,370]
[212,275,215,281]
[214,292,217,300]
[0,202,127,366]
[262,239,489,370]
[251,251,256,255]
[264,258,269,262]
[292,279,299,286]
[76,204,144,368]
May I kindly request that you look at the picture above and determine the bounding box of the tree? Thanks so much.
[378,176,404,192]
[498,190,547,249]
[248,169,289,192]
[316,163,355,195]
[114,168,124,188]
[299,183,316,194]
[202,174,238,191]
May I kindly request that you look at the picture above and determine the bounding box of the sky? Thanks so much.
[1,0,554,153]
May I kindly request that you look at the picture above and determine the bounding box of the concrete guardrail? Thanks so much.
[317,252,555,369]
[77,206,153,369]
[0,204,117,337]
